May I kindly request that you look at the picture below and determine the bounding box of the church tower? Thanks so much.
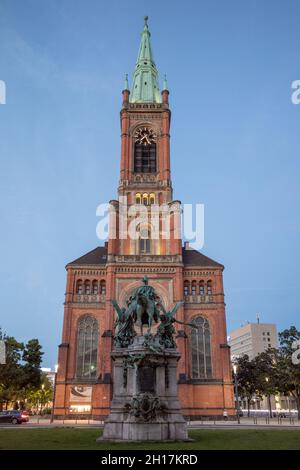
[108,16,180,260]
[54,18,234,421]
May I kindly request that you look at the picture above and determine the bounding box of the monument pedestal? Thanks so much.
[100,336,189,441]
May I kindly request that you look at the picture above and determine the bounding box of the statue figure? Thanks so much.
[127,276,160,335]
[156,301,197,348]
[111,277,197,350]
[111,299,136,348]
[143,331,163,353]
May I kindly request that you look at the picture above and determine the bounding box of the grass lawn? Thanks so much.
[0,428,299,450]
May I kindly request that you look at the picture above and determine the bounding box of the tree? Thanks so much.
[276,327,300,419]
[237,327,300,419]
[0,328,25,410]
[254,350,278,394]
[252,349,280,417]
[22,339,44,389]
[25,378,53,414]
[0,329,45,411]
[235,355,260,417]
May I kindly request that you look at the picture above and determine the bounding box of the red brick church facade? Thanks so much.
[54,19,234,420]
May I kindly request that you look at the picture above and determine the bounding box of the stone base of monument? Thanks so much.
[99,336,189,442]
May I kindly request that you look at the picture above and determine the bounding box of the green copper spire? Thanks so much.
[130,16,161,103]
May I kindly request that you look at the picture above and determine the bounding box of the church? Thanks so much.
[53,18,234,420]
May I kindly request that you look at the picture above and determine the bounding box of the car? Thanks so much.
[0,410,29,424]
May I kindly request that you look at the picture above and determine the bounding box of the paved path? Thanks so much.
[0,417,299,430]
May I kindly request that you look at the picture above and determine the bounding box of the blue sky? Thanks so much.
[0,0,299,368]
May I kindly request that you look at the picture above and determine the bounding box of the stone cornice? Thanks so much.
[184,302,225,309]
[107,254,182,264]
[66,266,106,273]
[64,302,106,309]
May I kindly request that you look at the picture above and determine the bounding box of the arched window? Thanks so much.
[207,280,212,295]
[135,193,141,204]
[142,193,149,206]
[76,315,98,378]
[100,280,106,295]
[134,127,157,173]
[84,280,91,295]
[76,279,83,294]
[184,281,190,296]
[92,280,98,295]
[139,226,151,254]
[149,193,155,205]
[190,316,212,379]
[199,281,205,296]
[191,281,197,296]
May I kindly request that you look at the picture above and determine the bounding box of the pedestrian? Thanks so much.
[223,409,228,421]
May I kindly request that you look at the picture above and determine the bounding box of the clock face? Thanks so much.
[134,127,156,146]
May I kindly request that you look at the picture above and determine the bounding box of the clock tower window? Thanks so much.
[134,127,157,173]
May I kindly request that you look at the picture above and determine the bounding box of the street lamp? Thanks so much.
[233,364,241,424]
[265,377,272,419]
[41,383,45,415]
[50,364,58,424]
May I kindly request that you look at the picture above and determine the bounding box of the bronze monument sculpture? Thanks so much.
[100,276,195,441]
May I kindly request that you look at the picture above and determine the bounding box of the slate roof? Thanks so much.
[67,245,223,269]
[182,246,223,269]
[67,246,108,266]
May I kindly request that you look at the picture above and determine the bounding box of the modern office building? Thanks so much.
[229,322,278,360]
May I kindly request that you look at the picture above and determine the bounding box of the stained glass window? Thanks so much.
[190,316,212,379]
[76,316,98,379]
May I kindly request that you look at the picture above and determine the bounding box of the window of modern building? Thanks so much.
[76,315,98,378]
[190,316,212,379]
